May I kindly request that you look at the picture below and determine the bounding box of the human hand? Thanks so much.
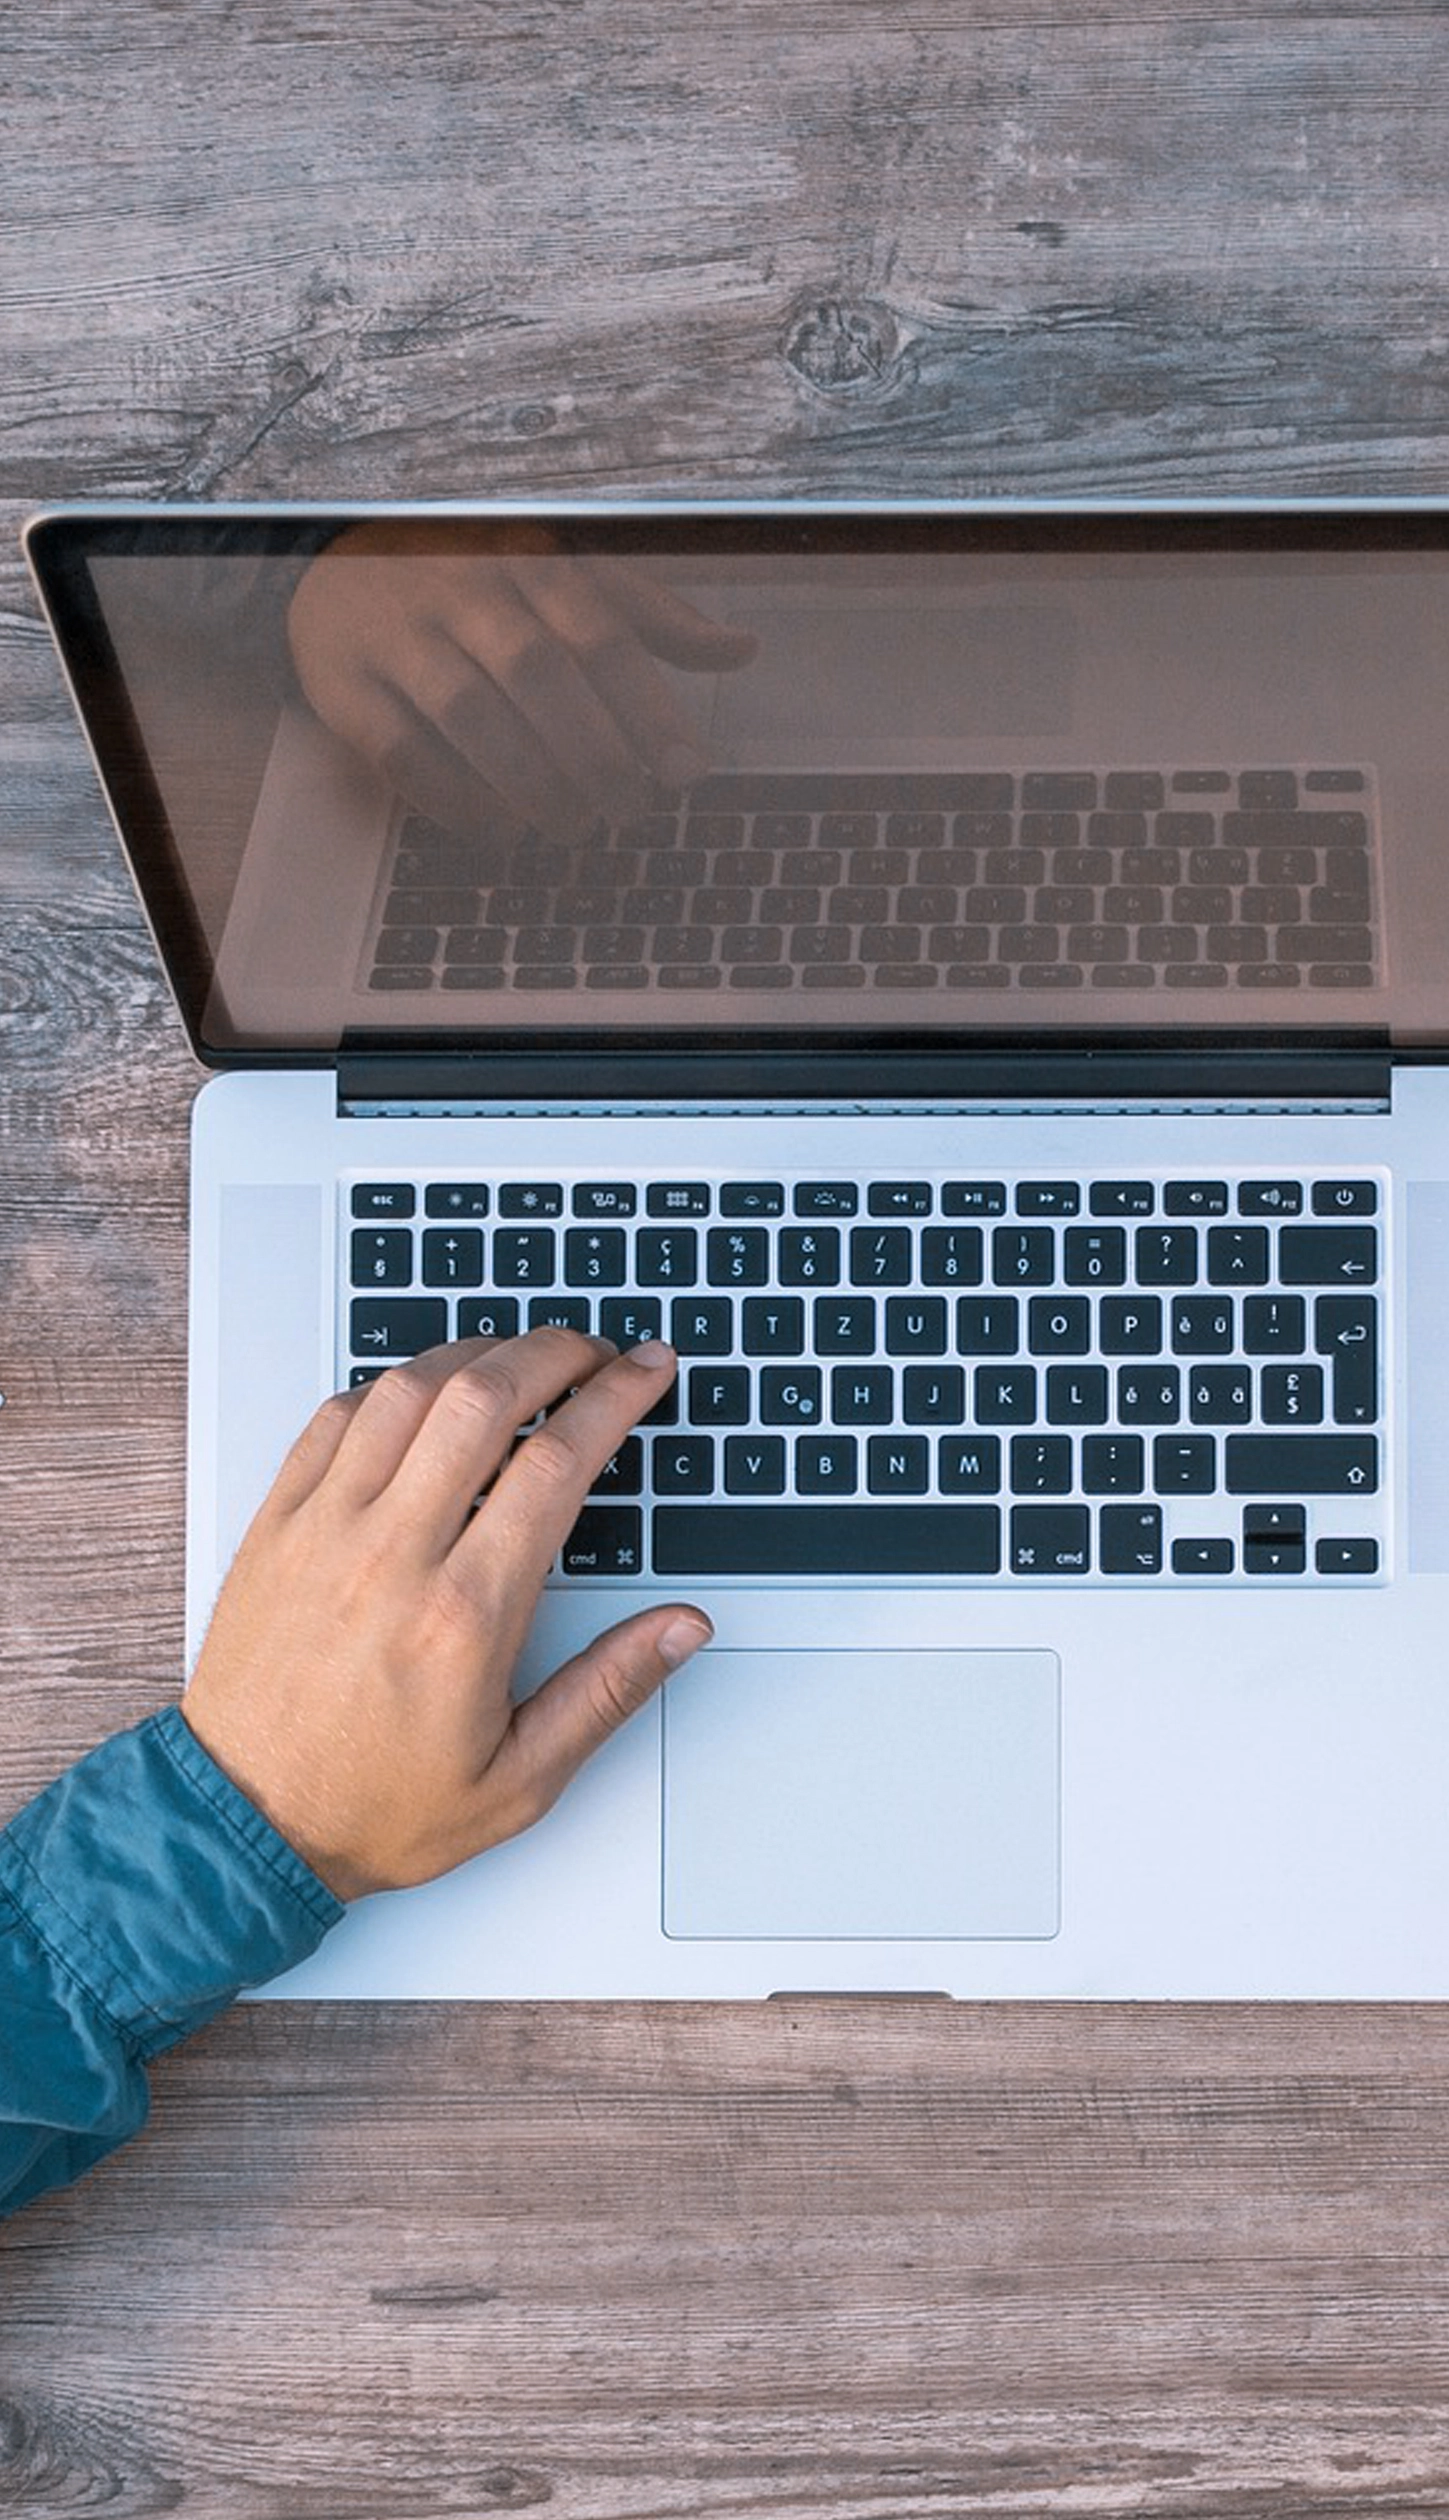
[286,526,758,841]
[181,1329,710,1900]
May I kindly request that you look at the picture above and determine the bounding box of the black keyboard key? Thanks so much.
[850,1226,914,1285]
[422,1228,485,1287]
[1118,1368,1181,1424]
[1081,1435,1145,1493]
[493,1227,557,1285]
[759,1366,823,1425]
[867,1435,931,1493]
[352,1182,417,1219]
[637,1228,699,1287]
[779,1227,841,1286]
[1062,1228,1127,1287]
[1028,1296,1091,1355]
[1311,1179,1378,1217]
[815,1295,878,1354]
[688,1366,752,1424]
[573,1182,638,1217]
[1017,1182,1081,1216]
[1010,1504,1090,1574]
[352,1227,413,1288]
[424,1182,490,1218]
[741,1297,806,1355]
[831,1364,895,1423]
[975,1365,1038,1424]
[670,1296,733,1354]
[794,1181,859,1216]
[724,1436,787,1495]
[1090,1180,1155,1215]
[652,1503,1002,1575]
[1171,1297,1235,1355]
[720,1181,786,1217]
[942,1181,1007,1216]
[562,1506,644,1575]
[1011,1435,1073,1495]
[1153,1434,1218,1493]
[869,1181,934,1216]
[1278,1225,1377,1286]
[350,1297,448,1360]
[499,1182,564,1217]
[1099,1296,1163,1354]
[707,1227,771,1285]
[457,1297,520,1340]
[885,1297,949,1355]
[654,1435,716,1494]
[1315,1537,1380,1574]
[796,1435,859,1494]
[957,1296,1021,1355]
[1243,1294,1307,1353]
[563,1227,628,1288]
[590,1436,644,1497]
[1238,1180,1302,1216]
[1207,1226,1270,1285]
[1260,1364,1323,1424]
[1135,1226,1199,1287]
[993,1227,1056,1286]
[939,1435,1002,1493]
[921,1228,984,1286]
[527,1296,592,1333]
[1187,1365,1252,1423]
[647,1182,712,1216]
[1315,1294,1378,1422]
[1225,1434,1378,1492]
[1045,1365,1109,1424]
[598,1298,664,1351]
[902,1366,967,1424]
[1172,1538,1234,1575]
[1101,1504,1164,1573]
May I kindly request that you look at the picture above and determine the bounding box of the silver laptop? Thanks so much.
[26,498,1449,1998]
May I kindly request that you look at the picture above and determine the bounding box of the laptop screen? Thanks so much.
[27,504,1449,1063]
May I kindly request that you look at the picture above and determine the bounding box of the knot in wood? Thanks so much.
[783,297,900,395]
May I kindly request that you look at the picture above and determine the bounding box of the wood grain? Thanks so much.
[5,4,1449,2511]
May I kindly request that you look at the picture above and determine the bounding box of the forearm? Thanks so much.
[0,1707,343,2219]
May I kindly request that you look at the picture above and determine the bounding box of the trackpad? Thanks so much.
[662,1647,1060,1940]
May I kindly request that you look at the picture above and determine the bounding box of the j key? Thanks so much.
[903,1366,967,1423]
[1278,1225,1377,1285]
[352,1227,413,1287]
[1100,1504,1164,1573]
[422,1228,484,1287]
[1010,1505,1090,1575]
[1315,1294,1378,1421]
[1224,1434,1378,1492]
[350,1297,448,1358]
[652,1503,1003,1575]
[562,1506,644,1575]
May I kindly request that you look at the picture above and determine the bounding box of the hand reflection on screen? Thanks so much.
[286,525,757,841]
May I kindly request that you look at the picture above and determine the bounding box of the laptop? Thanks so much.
[25,497,1449,1999]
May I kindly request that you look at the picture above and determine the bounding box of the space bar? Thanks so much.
[652,1503,1002,1575]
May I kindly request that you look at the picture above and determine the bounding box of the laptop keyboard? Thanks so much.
[345,1170,1386,1584]
[364,767,1380,997]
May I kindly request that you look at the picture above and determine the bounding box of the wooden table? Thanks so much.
[5,5,1449,2507]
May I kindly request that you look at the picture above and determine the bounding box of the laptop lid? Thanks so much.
[25,498,1449,1092]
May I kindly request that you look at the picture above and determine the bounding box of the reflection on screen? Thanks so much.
[78,518,1449,1052]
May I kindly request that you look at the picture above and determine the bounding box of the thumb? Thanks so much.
[498,1604,713,1822]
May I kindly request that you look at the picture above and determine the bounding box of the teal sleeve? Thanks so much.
[0,1706,344,2218]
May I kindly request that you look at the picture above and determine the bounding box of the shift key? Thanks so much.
[1225,1434,1377,1493]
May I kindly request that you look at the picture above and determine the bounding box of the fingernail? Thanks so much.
[659,1612,713,1670]
[628,1339,675,1370]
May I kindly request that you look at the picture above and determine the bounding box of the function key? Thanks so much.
[720,1181,785,1217]
[1311,1179,1378,1216]
[424,1181,490,1218]
[1089,1181,1155,1217]
[352,1181,417,1218]
[1239,770,1298,810]
[794,1181,860,1216]
[1238,1180,1303,1216]
[499,1182,564,1217]
[1103,772,1166,812]
[1023,772,1097,811]
[647,1182,712,1217]
[573,1182,638,1217]
[1017,1182,1081,1216]
[1171,770,1233,794]
[1164,1181,1229,1216]
[942,1181,1008,1217]
[1304,770,1367,794]
[868,1181,933,1216]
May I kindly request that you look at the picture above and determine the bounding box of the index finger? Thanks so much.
[448,1339,678,1600]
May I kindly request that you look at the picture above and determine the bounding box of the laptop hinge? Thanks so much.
[336,1045,1393,1116]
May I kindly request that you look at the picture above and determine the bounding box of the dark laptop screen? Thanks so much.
[27,504,1449,1063]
